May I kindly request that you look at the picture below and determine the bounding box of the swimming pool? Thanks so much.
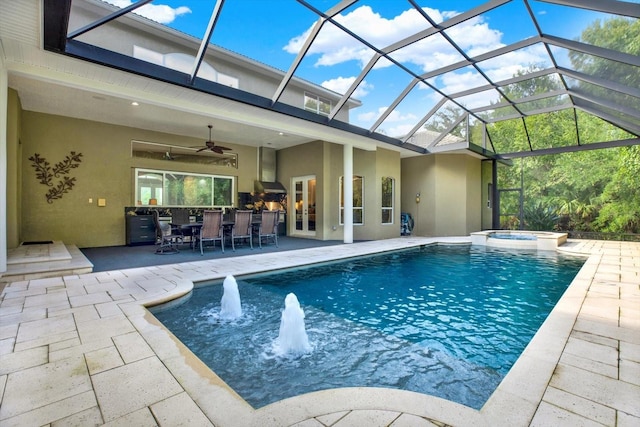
[150,245,584,410]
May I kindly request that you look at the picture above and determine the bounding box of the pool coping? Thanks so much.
[1,237,638,426]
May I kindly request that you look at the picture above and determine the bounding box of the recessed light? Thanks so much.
[131,101,139,106]
[278,132,285,136]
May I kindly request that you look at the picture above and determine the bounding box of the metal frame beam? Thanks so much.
[499,138,640,159]
[189,0,224,84]
[42,0,640,159]
[543,34,640,67]
[538,0,640,19]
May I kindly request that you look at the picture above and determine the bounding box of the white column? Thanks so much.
[343,144,353,244]
[0,60,8,274]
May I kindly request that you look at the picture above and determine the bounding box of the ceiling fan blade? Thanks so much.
[212,147,224,154]
[216,145,231,151]
[195,147,208,152]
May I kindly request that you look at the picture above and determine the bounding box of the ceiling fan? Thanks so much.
[192,125,231,154]
[163,147,176,160]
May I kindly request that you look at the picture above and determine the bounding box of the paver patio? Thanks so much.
[0,237,638,426]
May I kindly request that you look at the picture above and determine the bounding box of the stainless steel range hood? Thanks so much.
[255,180,287,193]
[255,147,287,193]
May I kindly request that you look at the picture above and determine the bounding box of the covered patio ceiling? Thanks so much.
[9,0,640,158]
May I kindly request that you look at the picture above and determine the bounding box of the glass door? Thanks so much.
[292,175,316,236]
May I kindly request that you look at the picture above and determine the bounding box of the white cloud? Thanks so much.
[284,5,554,131]
[438,70,486,95]
[105,1,191,24]
[357,106,417,129]
[384,123,416,138]
[386,109,418,123]
[284,6,504,73]
[321,76,373,98]
[357,110,379,123]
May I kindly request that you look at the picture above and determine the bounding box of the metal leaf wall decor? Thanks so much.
[29,151,83,203]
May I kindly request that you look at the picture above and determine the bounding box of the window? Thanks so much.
[381,177,394,224]
[135,168,234,207]
[339,175,364,225]
[304,92,331,116]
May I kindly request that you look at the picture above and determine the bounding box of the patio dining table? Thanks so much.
[170,219,261,249]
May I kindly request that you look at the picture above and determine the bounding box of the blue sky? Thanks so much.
[107,1,611,137]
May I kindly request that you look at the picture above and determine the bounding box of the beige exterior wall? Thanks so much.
[277,141,326,238]
[278,143,401,241]
[6,89,22,248]
[12,106,479,249]
[19,111,256,248]
[401,154,482,237]
[400,155,435,236]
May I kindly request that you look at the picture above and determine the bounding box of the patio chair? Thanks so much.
[197,210,225,255]
[171,208,192,244]
[231,210,253,251]
[152,210,183,254]
[171,208,190,225]
[257,210,279,249]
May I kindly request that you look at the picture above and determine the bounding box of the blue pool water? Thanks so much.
[150,245,584,409]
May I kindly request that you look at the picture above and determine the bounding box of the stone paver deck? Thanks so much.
[0,237,638,426]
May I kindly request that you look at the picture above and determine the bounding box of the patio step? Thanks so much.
[1,242,93,282]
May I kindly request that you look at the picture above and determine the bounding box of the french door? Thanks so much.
[292,175,316,236]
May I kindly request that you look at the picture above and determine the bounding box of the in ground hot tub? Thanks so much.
[470,230,567,250]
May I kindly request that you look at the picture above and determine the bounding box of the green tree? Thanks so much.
[490,17,639,233]
[595,145,640,233]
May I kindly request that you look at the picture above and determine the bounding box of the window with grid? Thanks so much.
[381,177,394,224]
[339,175,364,225]
[304,92,332,116]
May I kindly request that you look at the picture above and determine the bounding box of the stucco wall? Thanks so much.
[401,155,435,236]
[19,111,256,248]
[6,89,22,248]
[277,141,325,238]
[278,142,401,241]
[401,154,482,237]
[14,109,478,247]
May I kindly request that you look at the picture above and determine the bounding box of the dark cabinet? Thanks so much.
[126,215,156,246]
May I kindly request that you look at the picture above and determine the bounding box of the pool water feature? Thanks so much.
[150,245,584,410]
[274,293,312,356]
[219,275,242,320]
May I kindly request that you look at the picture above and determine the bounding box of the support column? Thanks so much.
[491,159,499,229]
[343,144,353,244]
[0,60,8,274]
